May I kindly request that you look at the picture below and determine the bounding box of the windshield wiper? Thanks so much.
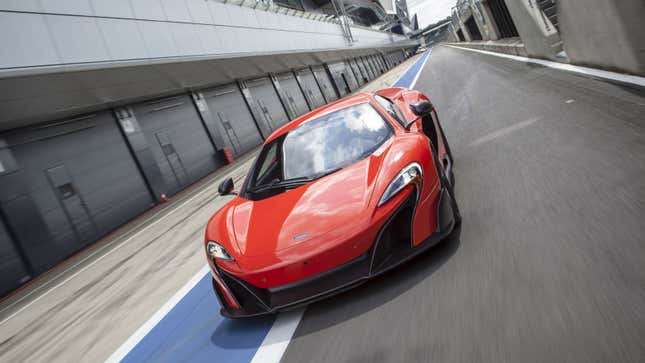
[247,179,308,193]
[248,167,342,193]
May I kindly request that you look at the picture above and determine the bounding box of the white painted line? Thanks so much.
[410,49,433,89]
[447,45,645,88]
[0,169,239,325]
[469,117,540,147]
[250,309,305,363]
[105,265,210,363]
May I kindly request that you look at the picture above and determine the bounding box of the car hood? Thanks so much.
[231,145,389,257]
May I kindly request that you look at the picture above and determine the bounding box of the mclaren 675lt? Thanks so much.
[205,87,460,318]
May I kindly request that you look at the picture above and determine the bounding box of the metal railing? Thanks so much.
[527,0,555,32]
[215,0,406,44]
[218,0,340,24]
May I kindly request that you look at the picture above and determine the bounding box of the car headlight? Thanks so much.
[206,241,234,261]
[378,162,423,207]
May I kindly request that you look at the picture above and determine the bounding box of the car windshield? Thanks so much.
[246,103,391,193]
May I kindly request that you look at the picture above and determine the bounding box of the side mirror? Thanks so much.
[409,100,434,116]
[218,177,236,196]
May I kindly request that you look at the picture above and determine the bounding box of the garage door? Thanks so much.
[349,59,367,85]
[1,111,154,263]
[242,77,290,132]
[311,66,338,103]
[327,63,349,97]
[0,214,30,296]
[386,53,395,67]
[343,61,360,90]
[275,72,309,118]
[385,54,393,69]
[368,55,382,75]
[355,57,371,82]
[202,84,263,157]
[360,57,376,80]
[295,68,326,109]
[133,95,223,196]
[327,62,358,96]
[346,59,363,86]
[375,55,386,73]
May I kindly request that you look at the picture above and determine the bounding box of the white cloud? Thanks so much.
[408,0,457,28]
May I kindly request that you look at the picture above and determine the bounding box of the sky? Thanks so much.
[407,0,457,28]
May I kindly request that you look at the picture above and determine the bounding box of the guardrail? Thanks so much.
[527,0,553,32]
[224,0,340,23]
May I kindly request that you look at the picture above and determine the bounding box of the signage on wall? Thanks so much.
[121,119,135,134]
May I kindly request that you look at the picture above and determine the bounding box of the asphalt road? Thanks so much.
[281,46,645,363]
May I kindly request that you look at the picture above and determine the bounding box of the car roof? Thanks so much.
[263,92,374,144]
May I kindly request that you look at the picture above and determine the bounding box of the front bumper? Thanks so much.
[212,187,457,318]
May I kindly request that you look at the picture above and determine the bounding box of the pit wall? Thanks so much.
[558,0,645,76]
[501,0,561,60]
[0,0,405,70]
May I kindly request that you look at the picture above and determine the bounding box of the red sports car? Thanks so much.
[205,87,460,318]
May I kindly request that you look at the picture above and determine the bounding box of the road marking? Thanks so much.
[410,49,433,89]
[447,45,645,88]
[0,167,241,325]
[250,309,305,363]
[104,265,210,363]
[469,117,540,147]
[393,49,432,88]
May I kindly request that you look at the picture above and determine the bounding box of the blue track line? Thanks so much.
[121,275,274,363]
[393,49,431,88]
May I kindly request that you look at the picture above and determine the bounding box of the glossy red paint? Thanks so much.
[205,88,453,310]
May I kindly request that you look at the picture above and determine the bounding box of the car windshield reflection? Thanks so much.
[246,103,392,195]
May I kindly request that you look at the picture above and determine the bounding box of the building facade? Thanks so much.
[446,0,645,75]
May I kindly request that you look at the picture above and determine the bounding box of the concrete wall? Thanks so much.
[558,0,645,76]
[470,0,494,41]
[0,0,404,71]
[479,0,500,40]
[0,0,414,131]
[503,0,561,60]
